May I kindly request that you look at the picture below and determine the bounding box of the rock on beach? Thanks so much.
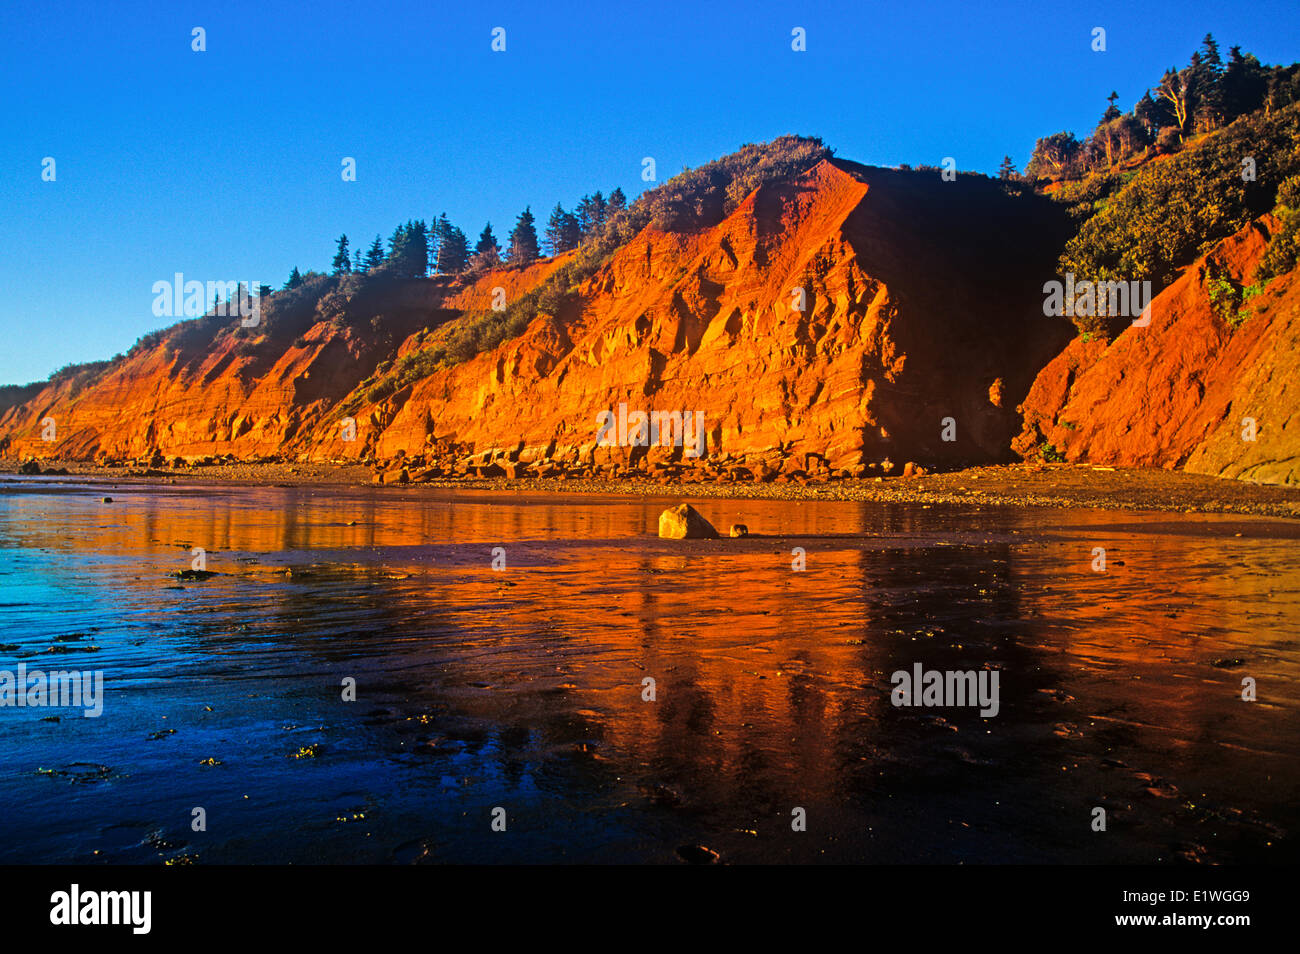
[658,504,719,539]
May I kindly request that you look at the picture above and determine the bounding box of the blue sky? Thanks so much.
[1,0,1296,385]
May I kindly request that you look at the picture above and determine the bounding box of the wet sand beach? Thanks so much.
[1,474,1296,863]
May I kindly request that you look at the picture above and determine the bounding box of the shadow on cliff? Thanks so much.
[832,160,1077,467]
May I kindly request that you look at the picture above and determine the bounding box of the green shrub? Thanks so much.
[1255,174,1300,285]
[1059,103,1300,337]
[1050,169,1131,221]
[636,135,832,231]
[1205,269,1266,328]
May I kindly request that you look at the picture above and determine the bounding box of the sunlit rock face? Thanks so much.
[1,161,1072,474]
[1016,215,1300,485]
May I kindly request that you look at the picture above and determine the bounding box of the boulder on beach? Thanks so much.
[729,524,749,538]
[658,504,718,539]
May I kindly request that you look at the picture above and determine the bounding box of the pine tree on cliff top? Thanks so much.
[544,203,580,255]
[331,235,351,275]
[475,222,500,257]
[364,235,386,272]
[508,207,539,265]
[387,220,429,278]
[575,192,607,237]
[436,219,469,274]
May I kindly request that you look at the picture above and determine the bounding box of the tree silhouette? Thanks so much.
[331,235,351,274]
[544,203,581,254]
[364,235,386,272]
[508,207,539,265]
[476,222,500,257]
[434,215,469,273]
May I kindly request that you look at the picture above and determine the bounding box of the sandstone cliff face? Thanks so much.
[0,299,428,462]
[1015,215,1300,485]
[1,160,1072,476]
[327,160,1073,474]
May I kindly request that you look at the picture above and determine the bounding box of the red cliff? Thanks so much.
[1,159,1074,480]
[1015,215,1300,485]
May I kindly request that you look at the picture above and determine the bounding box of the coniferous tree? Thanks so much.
[468,222,501,270]
[1094,93,1122,169]
[544,203,581,255]
[1221,46,1268,120]
[1103,91,1121,122]
[284,267,303,290]
[386,220,429,277]
[475,222,500,257]
[607,187,627,216]
[435,217,469,273]
[429,213,449,271]
[387,223,405,260]
[410,220,430,276]
[428,214,464,274]
[507,206,539,265]
[544,204,564,255]
[331,235,352,275]
[997,156,1017,180]
[575,195,594,237]
[364,235,386,272]
[353,249,364,273]
[575,192,608,237]
[1193,34,1226,132]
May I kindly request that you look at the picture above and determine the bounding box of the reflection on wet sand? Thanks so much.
[0,479,1296,863]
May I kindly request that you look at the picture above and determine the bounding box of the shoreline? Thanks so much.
[4,460,1300,519]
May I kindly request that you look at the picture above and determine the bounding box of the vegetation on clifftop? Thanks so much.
[1017,34,1300,338]
[1058,104,1300,336]
[357,135,834,385]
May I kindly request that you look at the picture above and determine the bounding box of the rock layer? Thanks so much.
[1,160,1074,476]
